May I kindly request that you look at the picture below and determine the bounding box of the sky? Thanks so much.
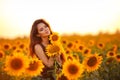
[0,0,120,38]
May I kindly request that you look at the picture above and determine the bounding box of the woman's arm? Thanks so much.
[55,54,62,66]
[34,44,54,67]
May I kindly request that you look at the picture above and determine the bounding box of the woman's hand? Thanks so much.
[54,54,62,66]
[48,57,54,67]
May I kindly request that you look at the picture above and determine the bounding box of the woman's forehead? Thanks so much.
[37,23,46,28]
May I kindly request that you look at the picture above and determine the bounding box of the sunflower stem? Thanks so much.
[54,60,57,77]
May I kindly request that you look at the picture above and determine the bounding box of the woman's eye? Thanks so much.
[39,28,43,31]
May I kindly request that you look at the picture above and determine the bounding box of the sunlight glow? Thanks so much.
[0,0,120,38]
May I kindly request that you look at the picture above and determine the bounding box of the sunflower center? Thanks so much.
[109,52,114,56]
[62,40,66,44]
[52,35,58,41]
[75,40,79,43]
[116,55,120,59]
[49,45,60,53]
[67,43,73,48]
[28,61,38,71]
[0,52,3,58]
[87,56,97,67]
[79,46,83,50]
[11,58,23,70]
[19,44,24,49]
[99,43,103,47]
[84,49,88,54]
[66,50,70,54]
[12,46,16,50]
[68,64,78,74]
[4,45,9,49]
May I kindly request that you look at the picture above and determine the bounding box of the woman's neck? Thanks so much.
[41,37,49,47]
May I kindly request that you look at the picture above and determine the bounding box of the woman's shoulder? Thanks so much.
[34,43,46,52]
[34,43,42,49]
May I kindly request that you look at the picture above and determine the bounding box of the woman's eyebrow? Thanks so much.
[44,25,47,27]
[39,27,43,30]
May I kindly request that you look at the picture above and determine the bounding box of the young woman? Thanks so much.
[29,19,62,80]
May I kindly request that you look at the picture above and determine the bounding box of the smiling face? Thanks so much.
[37,22,51,37]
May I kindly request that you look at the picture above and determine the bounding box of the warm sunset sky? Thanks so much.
[0,0,120,38]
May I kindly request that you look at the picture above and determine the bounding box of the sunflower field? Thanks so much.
[0,31,120,80]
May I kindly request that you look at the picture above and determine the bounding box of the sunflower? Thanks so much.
[77,44,85,53]
[25,58,44,77]
[97,42,105,50]
[4,52,30,76]
[0,50,5,60]
[115,54,120,62]
[82,47,91,57]
[67,54,74,61]
[65,48,72,55]
[73,54,80,62]
[12,41,26,52]
[72,42,78,52]
[106,51,116,58]
[57,73,69,80]
[49,32,61,43]
[111,44,118,52]
[61,39,67,45]
[67,53,80,62]
[19,43,25,49]
[17,42,28,53]
[13,47,23,53]
[66,41,74,50]
[12,45,17,50]
[62,59,84,80]
[2,42,12,51]
[74,39,81,44]
[83,53,103,72]
[14,39,21,45]
[46,43,62,57]
[88,40,94,47]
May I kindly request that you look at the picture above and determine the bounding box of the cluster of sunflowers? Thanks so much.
[0,40,44,80]
[0,31,120,80]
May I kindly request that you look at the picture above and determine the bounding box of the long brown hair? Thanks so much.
[29,19,52,57]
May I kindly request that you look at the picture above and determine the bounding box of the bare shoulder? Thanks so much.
[34,44,46,60]
[34,44,42,50]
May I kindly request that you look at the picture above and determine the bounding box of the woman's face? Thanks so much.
[37,22,51,37]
